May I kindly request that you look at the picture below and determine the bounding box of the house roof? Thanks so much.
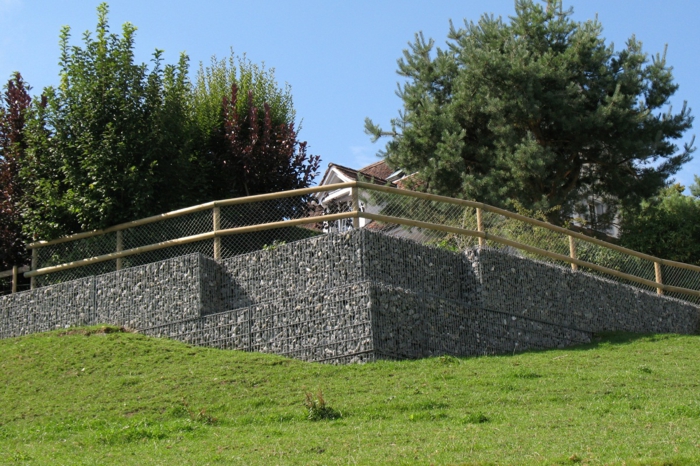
[358,160,395,180]
[320,162,391,186]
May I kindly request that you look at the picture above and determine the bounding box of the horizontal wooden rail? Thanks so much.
[357,182,700,273]
[27,180,700,273]
[0,265,29,279]
[28,182,357,249]
[25,212,355,278]
[361,212,700,298]
[20,180,700,301]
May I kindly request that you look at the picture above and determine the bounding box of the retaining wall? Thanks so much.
[474,248,698,334]
[0,230,697,362]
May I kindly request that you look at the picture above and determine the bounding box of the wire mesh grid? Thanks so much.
[358,187,481,249]
[22,184,700,305]
[576,243,657,293]
[220,195,316,229]
[29,191,329,286]
[357,187,697,300]
[661,264,700,304]
[123,209,213,250]
[217,227,320,259]
[310,195,354,234]
[482,211,570,257]
[36,231,118,267]
[218,194,323,257]
[31,210,214,286]
[35,260,117,287]
[34,231,120,286]
[125,238,216,268]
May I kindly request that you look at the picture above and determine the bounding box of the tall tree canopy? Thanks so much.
[190,54,320,203]
[20,4,320,241]
[0,73,31,268]
[365,0,694,226]
[22,3,191,239]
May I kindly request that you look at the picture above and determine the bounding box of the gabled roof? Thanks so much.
[319,161,391,186]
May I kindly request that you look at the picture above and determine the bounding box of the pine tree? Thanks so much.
[366,0,694,226]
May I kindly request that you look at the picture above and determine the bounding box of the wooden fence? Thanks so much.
[2,181,699,301]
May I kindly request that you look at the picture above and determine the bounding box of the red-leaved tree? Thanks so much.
[0,72,31,270]
[221,84,320,198]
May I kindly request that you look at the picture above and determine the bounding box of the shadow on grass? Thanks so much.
[414,332,693,364]
[503,331,687,359]
[574,331,678,349]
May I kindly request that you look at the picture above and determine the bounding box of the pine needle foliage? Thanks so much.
[366,0,694,226]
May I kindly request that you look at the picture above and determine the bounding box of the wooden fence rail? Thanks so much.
[0,265,30,294]
[9,181,700,301]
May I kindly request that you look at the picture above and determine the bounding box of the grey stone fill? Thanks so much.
[474,247,698,335]
[1,230,698,363]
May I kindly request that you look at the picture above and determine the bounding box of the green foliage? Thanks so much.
[262,240,287,251]
[366,0,694,226]
[189,52,320,204]
[620,183,700,265]
[690,175,700,198]
[22,3,192,239]
[3,329,700,463]
[191,52,295,149]
[0,72,31,268]
[19,5,320,242]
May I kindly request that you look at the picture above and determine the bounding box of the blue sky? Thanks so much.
[1,0,699,189]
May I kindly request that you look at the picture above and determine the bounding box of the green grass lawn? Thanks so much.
[1,327,700,465]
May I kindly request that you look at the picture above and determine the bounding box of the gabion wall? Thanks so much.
[0,278,95,339]
[369,283,592,360]
[142,282,375,364]
[473,248,698,335]
[0,230,698,363]
[0,255,219,339]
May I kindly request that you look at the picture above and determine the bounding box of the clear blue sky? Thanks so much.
[1,0,699,189]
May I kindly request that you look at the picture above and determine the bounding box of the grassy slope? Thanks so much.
[1,328,700,465]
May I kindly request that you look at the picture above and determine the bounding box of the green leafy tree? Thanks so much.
[0,72,31,268]
[190,53,320,203]
[619,183,700,265]
[22,3,191,239]
[365,0,694,227]
[21,5,320,243]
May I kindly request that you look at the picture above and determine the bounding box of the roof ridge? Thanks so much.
[328,162,358,173]
[359,160,387,171]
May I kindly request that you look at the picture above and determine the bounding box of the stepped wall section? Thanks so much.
[1,230,697,362]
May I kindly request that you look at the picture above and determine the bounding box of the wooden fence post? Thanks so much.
[568,235,578,271]
[476,207,485,247]
[12,265,17,293]
[30,246,37,290]
[351,186,360,229]
[213,206,221,260]
[654,261,663,295]
[116,230,123,271]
